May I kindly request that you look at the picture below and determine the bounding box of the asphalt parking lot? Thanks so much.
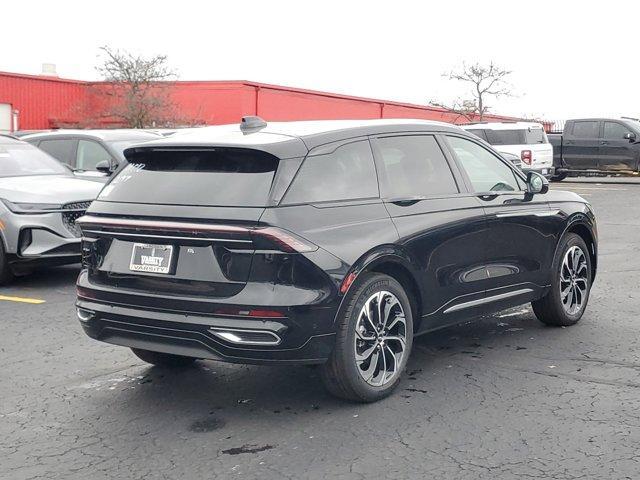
[2,178,639,480]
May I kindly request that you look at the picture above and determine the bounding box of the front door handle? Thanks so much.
[600,141,609,145]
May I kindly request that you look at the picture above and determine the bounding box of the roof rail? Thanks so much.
[463,121,520,126]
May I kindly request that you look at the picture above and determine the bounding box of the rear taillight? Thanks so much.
[76,215,318,253]
[521,150,532,165]
[250,227,318,253]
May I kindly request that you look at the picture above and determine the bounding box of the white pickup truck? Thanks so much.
[461,122,554,177]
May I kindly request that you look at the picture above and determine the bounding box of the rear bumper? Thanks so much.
[76,298,336,365]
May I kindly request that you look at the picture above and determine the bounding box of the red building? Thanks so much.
[0,70,538,132]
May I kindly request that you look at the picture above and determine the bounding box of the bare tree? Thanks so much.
[95,46,178,128]
[430,62,513,121]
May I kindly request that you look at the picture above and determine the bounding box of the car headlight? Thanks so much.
[1,199,63,214]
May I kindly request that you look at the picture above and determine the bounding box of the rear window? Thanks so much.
[484,129,526,145]
[480,128,547,146]
[98,148,279,206]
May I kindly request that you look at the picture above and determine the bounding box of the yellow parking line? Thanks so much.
[0,295,46,304]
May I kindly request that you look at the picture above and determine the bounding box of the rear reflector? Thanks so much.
[521,150,532,165]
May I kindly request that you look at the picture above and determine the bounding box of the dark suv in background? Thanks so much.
[76,118,597,402]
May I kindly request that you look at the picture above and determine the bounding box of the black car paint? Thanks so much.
[550,118,640,174]
[76,121,597,365]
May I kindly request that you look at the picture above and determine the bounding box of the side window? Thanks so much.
[284,140,378,204]
[76,140,112,171]
[603,122,631,140]
[376,135,458,197]
[38,139,76,165]
[447,136,522,193]
[571,121,599,138]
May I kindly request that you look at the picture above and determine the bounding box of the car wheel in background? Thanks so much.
[550,172,567,182]
[131,348,198,368]
[320,273,413,402]
[0,240,15,286]
[532,233,591,326]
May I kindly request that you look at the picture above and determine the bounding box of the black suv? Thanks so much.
[76,118,598,402]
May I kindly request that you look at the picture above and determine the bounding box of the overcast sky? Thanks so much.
[2,0,636,121]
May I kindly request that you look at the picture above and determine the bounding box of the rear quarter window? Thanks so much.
[524,128,547,144]
[283,140,379,204]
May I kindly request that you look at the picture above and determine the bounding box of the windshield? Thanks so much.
[0,143,69,177]
[99,147,280,207]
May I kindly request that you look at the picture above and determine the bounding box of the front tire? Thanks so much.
[320,273,413,402]
[532,233,592,326]
[131,348,197,368]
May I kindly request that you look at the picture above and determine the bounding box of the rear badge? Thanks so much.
[129,243,174,274]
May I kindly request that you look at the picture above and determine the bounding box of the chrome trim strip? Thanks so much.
[208,327,282,346]
[82,230,252,243]
[443,288,534,314]
[76,215,250,234]
[495,210,560,218]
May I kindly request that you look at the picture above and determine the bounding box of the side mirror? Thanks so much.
[624,132,636,142]
[527,171,549,194]
[95,160,113,174]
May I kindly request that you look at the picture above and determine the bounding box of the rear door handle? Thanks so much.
[600,141,609,145]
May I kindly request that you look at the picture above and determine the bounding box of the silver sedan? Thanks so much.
[0,136,103,284]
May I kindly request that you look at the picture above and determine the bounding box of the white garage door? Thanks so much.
[0,104,11,133]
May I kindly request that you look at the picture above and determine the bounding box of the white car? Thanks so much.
[462,122,554,177]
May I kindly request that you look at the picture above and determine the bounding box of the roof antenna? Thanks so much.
[240,116,267,133]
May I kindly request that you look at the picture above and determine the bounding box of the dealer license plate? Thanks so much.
[129,243,174,274]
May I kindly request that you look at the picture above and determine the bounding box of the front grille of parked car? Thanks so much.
[62,201,92,237]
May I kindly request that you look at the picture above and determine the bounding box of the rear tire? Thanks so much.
[550,172,567,182]
[131,348,197,368]
[532,233,591,326]
[0,241,15,286]
[320,273,413,402]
